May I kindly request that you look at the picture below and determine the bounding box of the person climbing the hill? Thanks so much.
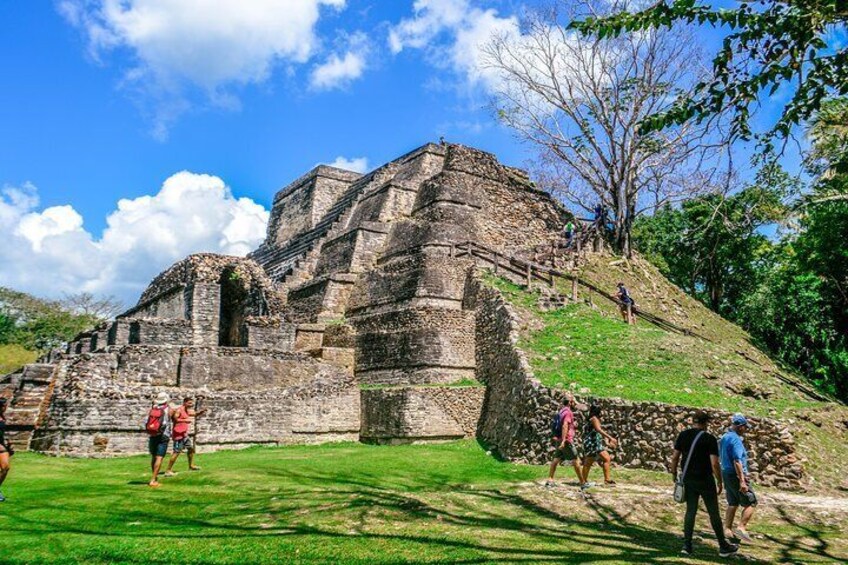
[720,414,758,543]
[671,411,739,558]
[0,398,14,502]
[145,392,172,488]
[546,394,589,489]
[564,220,575,249]
[164,397,207,476]
[581,404,618,486]
[616,282,636,325]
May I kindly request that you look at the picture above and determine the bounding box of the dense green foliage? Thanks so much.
[633,100,848,400]
[573,1,848,146]
[0,287,101,352]
[1,442,845,564]
[634,167,792,314]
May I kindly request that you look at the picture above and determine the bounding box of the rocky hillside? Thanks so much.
[485,250,848,493]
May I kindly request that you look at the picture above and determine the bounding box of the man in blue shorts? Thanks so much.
[720,414,757,542]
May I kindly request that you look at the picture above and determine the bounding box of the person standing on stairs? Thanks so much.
[671,410,739,558]
[564,220,575,249]
[0,397,13,502]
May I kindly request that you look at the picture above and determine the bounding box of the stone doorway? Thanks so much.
[218,268,250,346]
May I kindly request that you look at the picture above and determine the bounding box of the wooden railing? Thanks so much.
[449,239,711,341]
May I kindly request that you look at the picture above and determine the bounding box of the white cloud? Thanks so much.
[325,156,369,173]
[388,0,518,92]
[0,174,269,304]
[389,0,471,53]
[59,0,348,136]
[310,32,370,91]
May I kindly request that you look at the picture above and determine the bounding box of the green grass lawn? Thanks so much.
[1,441,845,564]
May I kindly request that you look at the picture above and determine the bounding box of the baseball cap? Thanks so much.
[731,413,749,427]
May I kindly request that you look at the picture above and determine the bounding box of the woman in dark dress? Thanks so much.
[0,397,12,502]
[581,404,619,486]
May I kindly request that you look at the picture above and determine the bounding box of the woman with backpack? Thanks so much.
[581,404,619,486]
[0,397,13,502]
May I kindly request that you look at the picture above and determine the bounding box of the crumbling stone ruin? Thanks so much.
[0,142,806,488]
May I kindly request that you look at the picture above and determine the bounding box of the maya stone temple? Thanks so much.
[0,142,807,489]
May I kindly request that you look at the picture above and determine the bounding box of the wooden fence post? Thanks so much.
[526,263,532,288]
[571,277,577,301]
[493,251,498,274]
[449,243,455,258]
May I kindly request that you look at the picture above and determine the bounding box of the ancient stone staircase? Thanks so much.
[251,168,391,286]
[2,363,57,451]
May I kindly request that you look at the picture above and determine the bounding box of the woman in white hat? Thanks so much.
[145,392,172,487]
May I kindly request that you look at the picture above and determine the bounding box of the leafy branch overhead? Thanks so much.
[572,0,848,147]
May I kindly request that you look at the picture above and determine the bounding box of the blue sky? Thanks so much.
[1,1,525,230]
[0,1,803,305]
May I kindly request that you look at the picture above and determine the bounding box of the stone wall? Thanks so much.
[129,318,193,345]
[468,274,805,489]
[352,308,476,385]
[31,347,360,456]
[360,385,484,443]
[264,166,361,247]
[244,316,296,350]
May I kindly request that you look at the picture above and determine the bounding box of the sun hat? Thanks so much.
[731,413,749,427]
[154,392,170,405]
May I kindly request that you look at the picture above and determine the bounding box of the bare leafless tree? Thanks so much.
[61,292,125,321]
[483,0,728,256]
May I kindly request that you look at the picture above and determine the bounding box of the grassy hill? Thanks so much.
[1,442,845,564]
[483,250,848,493]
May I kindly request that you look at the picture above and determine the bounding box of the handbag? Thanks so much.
[674,431,704,503]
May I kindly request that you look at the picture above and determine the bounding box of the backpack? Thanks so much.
[551,408,566,437]
[145,405,167,436]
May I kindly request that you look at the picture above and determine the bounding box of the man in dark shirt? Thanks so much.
[671,411,738,557]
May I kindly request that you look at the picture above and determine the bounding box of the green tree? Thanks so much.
[0,287,101,352]
[634,166,790,314]
[572,1,848,146]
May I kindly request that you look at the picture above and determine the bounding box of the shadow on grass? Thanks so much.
[761,504,840,563]
[2,466,772,565]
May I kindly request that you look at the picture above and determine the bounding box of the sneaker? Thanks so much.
[733,528,752,542]
[719,543,739,557]
[580,481,596,490]
[604,480,617,486]
[163,471,177,477]
[0,490,5,502]
[680,544,693,556]
[545,480,555,488]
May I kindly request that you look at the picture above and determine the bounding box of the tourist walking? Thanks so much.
[671,411,739,557]
[164,397,206,476]
[0,398,13,502]
[581,404,618,486]
[720,414,758,542]
[546,395,589,489]
[145,392,172,488]
[616,282,636,325]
